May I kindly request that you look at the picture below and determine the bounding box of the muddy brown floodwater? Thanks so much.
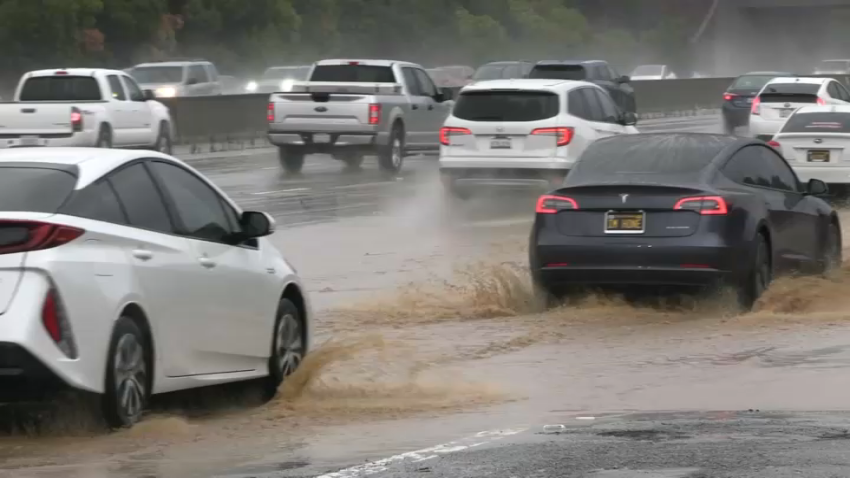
[4,187,850,478]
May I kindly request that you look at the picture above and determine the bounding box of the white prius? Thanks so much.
[0,148,311,429]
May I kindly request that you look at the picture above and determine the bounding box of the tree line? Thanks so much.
[0,0,710,78]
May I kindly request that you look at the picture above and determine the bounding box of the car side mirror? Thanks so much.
[239,211,276,238]
[617,75,630,84]
[186,78,199,86]
[143,89,155,101]
[438,87,455,102]
[806,178,829,196]
[620,111,638,126]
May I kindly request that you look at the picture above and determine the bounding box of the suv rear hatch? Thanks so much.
[0,165,77,315]
[0,75,102,137]
[756,82,821,121]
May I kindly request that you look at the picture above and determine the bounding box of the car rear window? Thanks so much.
[528,65,586,80]
[310,65,396,83]
[453,90,559,122]
[19,76,102,101]
[729,75,779,91]
[759,82,820,103]
[780,112,850,133]
[0,166,76,212]
[568,134,731,181]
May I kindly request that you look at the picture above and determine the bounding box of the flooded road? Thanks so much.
[8,116,850,478]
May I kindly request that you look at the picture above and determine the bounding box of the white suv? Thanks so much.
[439,79,639,197]
[128,60,223,98]
[749,77,850,141]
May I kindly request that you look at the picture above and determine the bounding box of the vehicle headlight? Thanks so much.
[245,81,258,92]
[155,87,177,98]
[280,79,295,92]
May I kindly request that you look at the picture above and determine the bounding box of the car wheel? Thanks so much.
[378,123,405,173]
[820,221,842,275]
[739,233,771,310]
[278,148,305,174]
[153,122,172,154]
[262,298,305,400]
[96,125,113,148]
[102,317,150,429]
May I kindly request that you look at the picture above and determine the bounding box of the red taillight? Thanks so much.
[768,140,781,149]
[439,126,471,145]
[368,104,381,125]
[535,195,578,214]
[41,287,77,358]
[70,107,83,132]
[54,71,68,75]
[267,102,275,122]
[681,264,712,269]
[751,96,761,115]
[0,221,85,256]
[348,61,360,65]
[673,196,728,215]
[818,97,826,106]
[531,127,574,146]
[723,93,737,101]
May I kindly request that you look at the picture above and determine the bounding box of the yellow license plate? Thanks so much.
[606,212,644,232]
[808,150,830,162]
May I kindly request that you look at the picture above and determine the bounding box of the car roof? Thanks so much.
[766,76,830,85]
[479,61,534,66]
[26,68,127,77]
[740,71,795,76]
[0,148,183,189]
[534,60,607,66]
[794,104,850,114]
[462,78,596,92]
[134,61,208,68]
[822,59,850,62]
[316,59,421,68]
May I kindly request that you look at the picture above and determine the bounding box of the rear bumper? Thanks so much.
[0,343,69,402]
[268,124,390,151]
[721,103,751,127]
[793,166,850,185]
[0,131,97,149]
[440,165,569,191]
[537,265,731,287]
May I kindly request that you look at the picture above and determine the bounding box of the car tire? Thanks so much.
[278,148,305,174]
[102,317,150,429]
[378,123,405,173]
[819,221,843,275]
[261,298,305,401]
[96,125,113,148]
[153,122,172,154]
[738,233,771,310]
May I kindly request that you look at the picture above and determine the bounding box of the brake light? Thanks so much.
[41,287,77,358]
[349,61,360,65]
[531,127,574,146]
[751,96,761,115]
[723,93,737,101]
[818,97,826,106]
[535,195,578,213]
[54,70,68,75]
[70,107,83,132]
[768,140,781,149]
[0,221,84,256]
[673,196,728,215]
[369,104,381,125]
[267,102,274,122]
[439,126,471,145]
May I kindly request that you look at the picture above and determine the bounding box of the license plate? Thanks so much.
[19,136,40,146]
[780,109,792,118]
[808,150,830,162]
[746,98,753,104]
[490,138,511,149]
[605,211,645,234]
[313,133,330,143]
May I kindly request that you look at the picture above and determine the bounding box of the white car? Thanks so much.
[244,65,311,94]
[0,148,310,428]
[629,64,677,80]
[770,105,850,187]
[438,79,639,197]
[129,60,223,98]
[749,77,850,141]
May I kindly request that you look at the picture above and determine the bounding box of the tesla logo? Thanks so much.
[620,193,629,203]
[814,138,823,144]
[315,106,327,112]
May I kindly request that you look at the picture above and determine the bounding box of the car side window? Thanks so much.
[520,62,534,77]
[108,163,174,233]
[402,68,423,96]
[608,65,620,80]
[150,161,236,243]
[205,64,219,82]
[413,69,438,97]
[107,75,127,101]
[722,146,779,189]
[567,89,590,120]
[828,82,841,100]
[592,88,621,123]
[835,82,850,102]
[121,76,145,101]
[188,65,209,84]
[60,179,127,225]
[504,64,520,79]
[759,146,800,192]
[579,88,604,122]
[596,65,612,81]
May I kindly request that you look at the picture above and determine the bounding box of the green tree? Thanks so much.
[96,0,165,66]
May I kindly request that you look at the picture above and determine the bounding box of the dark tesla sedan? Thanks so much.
[721,71,794,134]
[529,133,842,308]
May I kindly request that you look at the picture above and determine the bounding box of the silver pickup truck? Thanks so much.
[267,59,455,174]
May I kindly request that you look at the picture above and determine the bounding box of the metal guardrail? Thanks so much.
[155,74,850,149]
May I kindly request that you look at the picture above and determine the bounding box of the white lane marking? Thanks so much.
[252,188,311,195]
[315,428,527,478]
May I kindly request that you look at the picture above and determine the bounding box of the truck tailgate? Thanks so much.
[270,93,376,127]
[0,103,75,135]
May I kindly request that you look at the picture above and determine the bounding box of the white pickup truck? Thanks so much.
[0,68,173,152]
[267,59,455,174]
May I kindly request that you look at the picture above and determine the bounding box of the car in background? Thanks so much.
[721,71,794,135]
[430,65,475,87]
[128,59,223,98]
[439,79,638,198]
[0,147,311,429]
[769,105,850,194]
[471,61,535,82]
[245,66,311,94]
[813,59,850,75]
[530,133,841,310]
[528,60,635,114]
[629,64,677,80]
[749,77,850,141]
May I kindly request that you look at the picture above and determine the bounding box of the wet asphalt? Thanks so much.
[17,116,850,477]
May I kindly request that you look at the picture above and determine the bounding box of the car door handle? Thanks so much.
[132,249,153,261]
[198,257,217,269]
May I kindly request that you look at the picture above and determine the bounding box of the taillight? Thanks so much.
[818,97,826,106]
[267,102,275,122]
[369,104,381,125]
[439,127,471,145]
[531,127,574,146]
[41,287,77,358]
[54,71,68,75]
[535,195,578,214]
[673,196,728,215]
[723,92,737,101]
[751,96,761,115]
[0,221,85,256]
[768,140,781,149]
[70,107,83,133]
